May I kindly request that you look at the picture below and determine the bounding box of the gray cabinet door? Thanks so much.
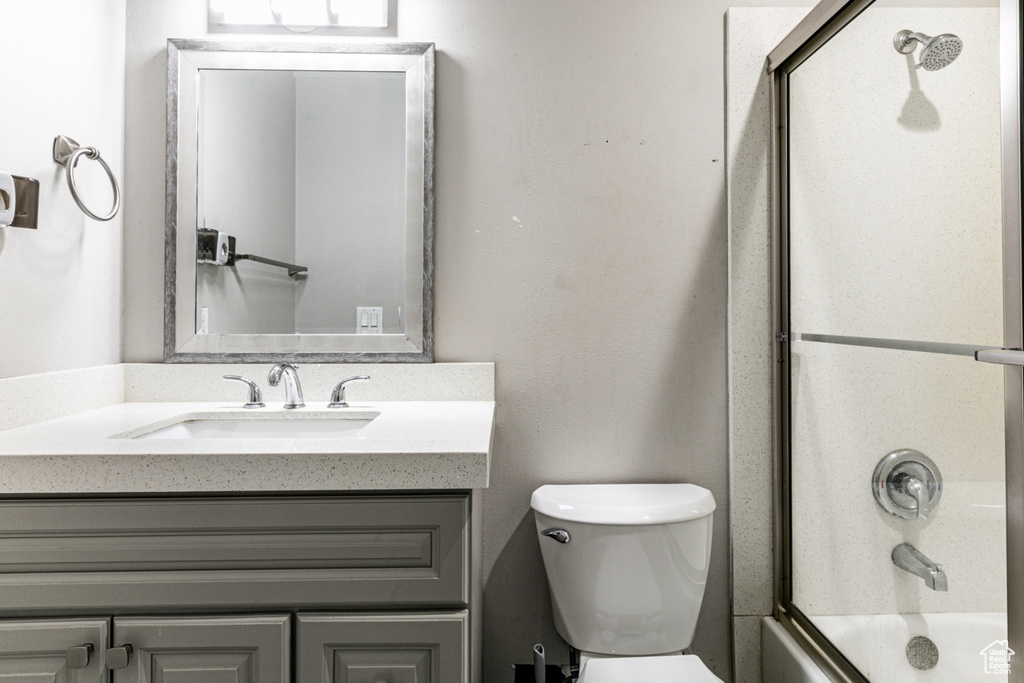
[296,612,468,683]
[110,614,289,683]
[0,618,109,683]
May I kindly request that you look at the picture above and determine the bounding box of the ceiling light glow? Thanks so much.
[209,0,387,28]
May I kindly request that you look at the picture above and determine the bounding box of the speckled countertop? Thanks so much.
[0,400,494,494]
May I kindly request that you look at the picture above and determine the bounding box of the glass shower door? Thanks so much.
[776,1,1016,681]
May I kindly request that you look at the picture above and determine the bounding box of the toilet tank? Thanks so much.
[531,484,715,656]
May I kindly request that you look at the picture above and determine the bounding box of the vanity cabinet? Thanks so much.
[0,494,471,682]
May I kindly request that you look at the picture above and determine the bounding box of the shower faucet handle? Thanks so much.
[872,449,942,523]
[896,474,932,523]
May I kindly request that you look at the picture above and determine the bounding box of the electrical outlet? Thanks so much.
[356,306,383,334]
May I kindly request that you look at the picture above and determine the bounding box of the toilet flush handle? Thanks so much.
[541,528,571,544]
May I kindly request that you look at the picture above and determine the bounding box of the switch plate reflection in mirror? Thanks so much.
[357,306,383,334]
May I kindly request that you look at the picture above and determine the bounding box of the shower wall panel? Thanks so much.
[790,342,1005,615]
[726,7,813,682]
[789,8,1002,346]
[787,7,1004,618]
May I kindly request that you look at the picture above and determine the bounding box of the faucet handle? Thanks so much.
[872,449,942,523]
[902,476,931,523]
[223,375,265,408]
[328,375,370,408]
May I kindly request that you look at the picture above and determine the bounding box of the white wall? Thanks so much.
[121,2,821,680]
[0,0,125,378]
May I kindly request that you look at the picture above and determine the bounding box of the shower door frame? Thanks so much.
[768,1,1024,681]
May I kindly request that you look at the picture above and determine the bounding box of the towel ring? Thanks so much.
[52,135,120,222]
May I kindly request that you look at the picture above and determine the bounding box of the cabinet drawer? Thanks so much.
[0,494,468,614]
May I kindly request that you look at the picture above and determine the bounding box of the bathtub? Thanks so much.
[764,613,1009,683]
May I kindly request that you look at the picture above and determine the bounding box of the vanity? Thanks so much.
[0,363,494,682]
[0,33,480,680]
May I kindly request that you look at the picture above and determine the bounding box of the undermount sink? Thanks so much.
[132,414,378,440]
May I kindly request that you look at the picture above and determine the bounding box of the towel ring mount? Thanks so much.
[53,135,120,222]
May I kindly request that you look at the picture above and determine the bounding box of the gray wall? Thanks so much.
[294,72,407,334]
[121,2,816,680]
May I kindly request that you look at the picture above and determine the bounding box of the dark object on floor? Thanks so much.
[512,663,569,682]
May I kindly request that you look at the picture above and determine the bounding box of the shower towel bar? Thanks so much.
[233,253,308,277]
[196,228,307,277]
[975,348,1024,366]
[52,135,120,222]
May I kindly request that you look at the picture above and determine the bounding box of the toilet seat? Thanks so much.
[578,654,723,683]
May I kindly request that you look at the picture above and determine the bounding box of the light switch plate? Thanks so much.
[356,306,383,334]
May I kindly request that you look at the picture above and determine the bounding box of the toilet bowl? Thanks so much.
[531,483,722,682]
[579,654,722,682]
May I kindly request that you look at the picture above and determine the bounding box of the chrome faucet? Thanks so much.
[267,363,304,409]
[892,543,948,591]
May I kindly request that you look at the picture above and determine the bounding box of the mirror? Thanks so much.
[165,40,434,362]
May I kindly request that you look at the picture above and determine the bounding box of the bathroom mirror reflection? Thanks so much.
[165,40,434,362]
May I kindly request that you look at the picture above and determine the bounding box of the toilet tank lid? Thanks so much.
[530,483,715,525]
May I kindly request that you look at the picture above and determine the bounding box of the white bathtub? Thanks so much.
[762,617,831,683]
[807,613,1008,682]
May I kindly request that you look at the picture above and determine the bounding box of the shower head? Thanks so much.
[894,30,963,71]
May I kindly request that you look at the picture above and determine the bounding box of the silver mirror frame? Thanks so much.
[164,39,434,363]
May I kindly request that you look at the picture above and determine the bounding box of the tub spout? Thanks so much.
[892,542,948,591]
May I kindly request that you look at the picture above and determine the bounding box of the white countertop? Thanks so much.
[0,400,494,494]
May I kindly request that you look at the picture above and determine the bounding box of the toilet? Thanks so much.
[531,483,723,682]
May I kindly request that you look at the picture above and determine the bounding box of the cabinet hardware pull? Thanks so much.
[106,644,133,670]
[65,643,93,669]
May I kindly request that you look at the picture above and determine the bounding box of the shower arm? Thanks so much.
[905,32,930,47]
[894,30,930,54]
